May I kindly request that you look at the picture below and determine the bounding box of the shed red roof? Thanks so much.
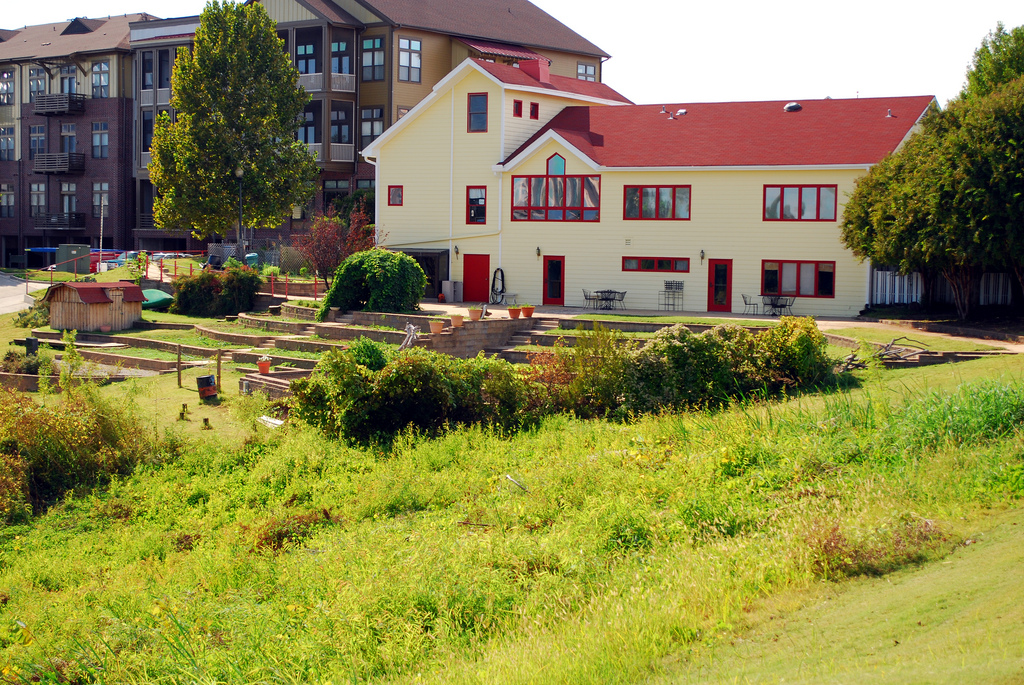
[459,39,541,60]
[472,59,631,103]
[44,281,146,304]
[504,96,937,167]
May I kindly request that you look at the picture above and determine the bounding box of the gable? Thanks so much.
[258,0,319,24]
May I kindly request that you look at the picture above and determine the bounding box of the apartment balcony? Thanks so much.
[157,88,171,105]
[298,73,324,92]
[331,73,355,92]
[139,213,155,229]
[33,93,86,115]
[34,212,87,230]
[306,143,322,161]
[33,153,86,174]
[140,88,172,106]
[140,89,154,106]
[141,152,152,169]
[330,143,355,163]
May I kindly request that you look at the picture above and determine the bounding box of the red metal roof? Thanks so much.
[472,59,631,104]
[459,39,541,60]
[44,281,146,305]
[503,96,937,167]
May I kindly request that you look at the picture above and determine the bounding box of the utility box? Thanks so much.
[441,280,464,303]
[56,244,91,274]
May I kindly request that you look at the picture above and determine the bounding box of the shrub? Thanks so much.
[171,265,263,317]
[347,336,394,371]
[317,248,426,319]
[12,298,49,328]
[262,265,281,278]
[750,316,833,389]
[0,351,43,375]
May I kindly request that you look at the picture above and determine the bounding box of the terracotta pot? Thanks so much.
[429,320,445,334]
[257,361,272,374]
[468,309,483,321]
[450,314,464,327]
[520,306,535,318]
[99,324,112,333]
[508,307,521,319]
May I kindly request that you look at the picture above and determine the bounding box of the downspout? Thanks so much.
[448,86,454,276]
[498,88,504,269]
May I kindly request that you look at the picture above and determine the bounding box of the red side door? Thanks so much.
[543,256,565,305]
[463,253,490,303]
[707,258,733,312]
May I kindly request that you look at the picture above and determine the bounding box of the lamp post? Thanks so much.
[234,167,244,251]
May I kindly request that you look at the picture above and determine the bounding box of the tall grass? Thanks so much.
[0,377,1021,682]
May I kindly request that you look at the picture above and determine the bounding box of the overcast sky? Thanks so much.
[6,0,1024,107]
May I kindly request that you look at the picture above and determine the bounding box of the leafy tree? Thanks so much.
[333,189,375,224]
[295,201,375,285]
[149,1,318,239]
[962,23,1024,100]
[317,249,426,319]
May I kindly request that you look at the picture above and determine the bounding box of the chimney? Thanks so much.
[520,57,550,84]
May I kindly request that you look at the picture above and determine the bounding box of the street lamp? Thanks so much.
[234,167,244,251]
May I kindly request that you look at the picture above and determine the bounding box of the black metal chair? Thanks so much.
[582,289,600,309]
[612,291,626,309]
[781,296,795,315]
[741,294,759,315]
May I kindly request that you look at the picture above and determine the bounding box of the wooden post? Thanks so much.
[314,276,318,300]
[271,274,275,296]
[285,273,289,297]
[177,344,182,387]
[216,349,222,393]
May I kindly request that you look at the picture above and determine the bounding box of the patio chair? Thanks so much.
[612,291,626,309]
[582,289,600,309]
[781,297,795,315]
[741,294,759,315]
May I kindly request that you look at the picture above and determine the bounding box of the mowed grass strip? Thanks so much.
[826,326,1000,352]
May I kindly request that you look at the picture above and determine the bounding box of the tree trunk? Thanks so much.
[942,264,976,321]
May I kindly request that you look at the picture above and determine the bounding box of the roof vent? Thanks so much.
[783,102,802,112]
[886,109,895,118]
[676,109,686,116]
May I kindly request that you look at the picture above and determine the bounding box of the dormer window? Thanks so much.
[512,154,600,221]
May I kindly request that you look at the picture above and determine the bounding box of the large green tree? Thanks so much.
[149,1,318,239]
[962,22,1024,100]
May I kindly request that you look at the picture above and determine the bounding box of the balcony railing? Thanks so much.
[157,88,171,105]
[330,143,355,163]
[33,93,86,115]
[306,143,322,161]
[140,89,154,106]
[298,73,324,92]
[34,212,87,230]
[33,153,86,174]
[331,73,355,92]
[139,213,155,229]
[141,152,152,169]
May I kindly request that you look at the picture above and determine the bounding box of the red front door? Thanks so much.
[463,254,490,302]
[543,256,565,305]
[707,259,732,312]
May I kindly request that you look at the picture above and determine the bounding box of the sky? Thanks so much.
[5,0,1024,107]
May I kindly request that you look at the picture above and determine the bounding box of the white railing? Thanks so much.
[331,73,355,92]
[141,152,152,168]
[140,89,154,106]
[298,73,323,92]
[157,88,171,105]
[330,143,354,162]
[872,269,921,305]
[306,143,322,161]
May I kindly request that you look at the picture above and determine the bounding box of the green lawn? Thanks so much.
[827,326,1000,352]
[574,313,771,327]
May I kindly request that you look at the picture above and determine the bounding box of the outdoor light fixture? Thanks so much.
[536,247,541,257]
[700,250,705,263]
[454,245,459,257]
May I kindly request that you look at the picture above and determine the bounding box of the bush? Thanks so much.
[171,265,263,317]
[0,351,43,375]
[317,248,426,319]
[12,298,49,328]
[291,348,531,444]
[347,336,393,371]
[262,265,281,278]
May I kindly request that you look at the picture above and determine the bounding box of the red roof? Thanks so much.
[504,96,937,167]
[472,59,631,104]
[44,281,146,304]
[459,39,541,60]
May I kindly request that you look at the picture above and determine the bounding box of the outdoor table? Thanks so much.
[596,290,625,309]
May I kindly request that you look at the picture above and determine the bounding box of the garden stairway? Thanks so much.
[486,317,562,363]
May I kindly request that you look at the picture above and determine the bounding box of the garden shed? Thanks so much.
[43,281,145,332]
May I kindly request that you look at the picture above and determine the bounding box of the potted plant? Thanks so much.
[257,354,272,374]
[507,305,522,319]
[428,318,445,334]
[468,306,483,322]
[450,313,464,327]
[519,302,535,318]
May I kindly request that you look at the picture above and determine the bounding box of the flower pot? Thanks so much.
[508,307,521,319]
[257,361,271,374]
[468,309,483,321]
[450,314,464,327]
[99,324,112,333]
[429,320,445,334]
[520,306,535,318]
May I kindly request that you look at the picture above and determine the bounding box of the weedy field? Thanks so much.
[0,345,1022,683]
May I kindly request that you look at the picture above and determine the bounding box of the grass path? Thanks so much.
[663,505,1024,684]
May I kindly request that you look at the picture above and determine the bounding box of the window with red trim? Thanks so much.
[467,186,486,224]
[529,102,539,120]
[761,260,835,297]
[624,185,690,220]
[763,185,837,221]
[387,185,403,206]
[512,100,523,118]
[511,154,600,222]
[468,93,487,132]
[622,257,690,272]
